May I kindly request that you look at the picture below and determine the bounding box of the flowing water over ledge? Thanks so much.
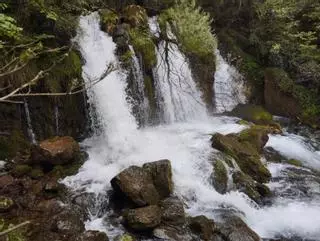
[63,13,320,240]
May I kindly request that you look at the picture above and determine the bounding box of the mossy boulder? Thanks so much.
[126,205,161,230]
[211,160,228,194]
[286,159,303,167]
[211,133,271,183]
[77,230,109,241]
[232,171,271,204]
[231,104,273,125]
[238,125,270,153]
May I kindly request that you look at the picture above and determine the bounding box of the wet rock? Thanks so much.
[160,197,185,225]
[77,230,109,241]
[143,159,173,199]
[111,165,160,206]
[30,136,80,165]
[238,126,270,153]
[0,175,14,188]
[0,196,14,212]
[153,225,193,241]
[211,160,228,194]
[111,160,173,207]
[231,104,273,125]
[233,171,271,204]
[51,205,85,234]
[211,133,271,183]
[216,215,260,241]
[126,205,161,230]
[188,215,215,241]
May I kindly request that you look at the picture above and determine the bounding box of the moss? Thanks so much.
[265,68,320,125]
[44,50,82,93]
[116,234,135,241]
[120,50,134,65]
[30,168,44,179]
[0,130,30,160]
[286,159,303,167]
[12,165,32,177]
[0,218,26,241]
[212,160,228,194]
[231,104,273,124]
[129,28,156,69]
[99,8,119,33]
[50,159,83,178]
[0,197,14,211]
[123,5,148,27]
[211,133,271,183]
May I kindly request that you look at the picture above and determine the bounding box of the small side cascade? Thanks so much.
[23,99,36,144]
[128,45,150,126]
[213,50,246,113]
[149,17,208,123]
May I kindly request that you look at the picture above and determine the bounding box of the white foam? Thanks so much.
[267,133,320,169]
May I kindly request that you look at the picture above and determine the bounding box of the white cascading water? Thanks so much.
[24,99,36,144]
[214,50,246,113]
[63,13,320,240]
[128,45,150,125]
[150,18,208,123]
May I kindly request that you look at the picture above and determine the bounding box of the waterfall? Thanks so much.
[54,104,59,135]
[214,50,246,113]
[23,99,36,144]
[128,45,150,126]
[149,18,208,123]
[63,13,320,240]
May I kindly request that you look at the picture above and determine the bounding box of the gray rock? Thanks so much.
[160,197,185,225]
[126,205,161,230]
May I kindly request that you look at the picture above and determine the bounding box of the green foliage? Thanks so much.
[0,219,25,241]
[99,8,118,33]
[159,0,217,59]
[0,4,22,40]
[129,28,157,68]
[266,68,320,121]
[123,5,148,27]
[29,0,58,21]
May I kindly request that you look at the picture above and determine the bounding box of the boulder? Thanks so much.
[126,205,161,230]
[153,225,193,241]
[238,126,270,153]
[216,215,260,241]
[233,171,271,204]
[211,160,228,194]
[143,159,173,199]
[51,206,85,234]
[188,215,215,241]
[0,196,14,212]
[77,230,109,241]
[30,136,80,165]
[160,197,185,225]
[0,175,14,188]
[111,165,160,207]
[230,104,273,125]
[111,160,173,207]
[211,133,271,183]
